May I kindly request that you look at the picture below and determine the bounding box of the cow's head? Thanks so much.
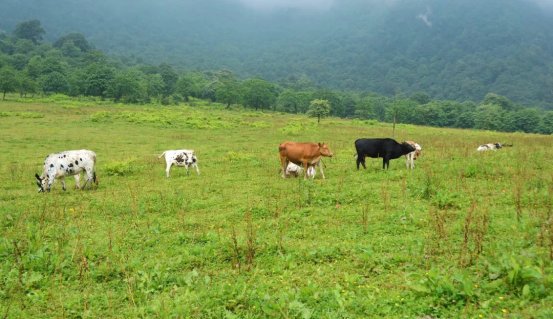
[35,173,46,193]
[402,142,417,154]
[495,143,502,149]
[318,143,333,157]
[413,144,422,159]
[185,153,196,167]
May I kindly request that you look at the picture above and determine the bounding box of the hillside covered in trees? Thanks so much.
[1,0,553,108]
[1,20,553,135]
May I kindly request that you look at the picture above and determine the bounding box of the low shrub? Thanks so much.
[103,159,139,176]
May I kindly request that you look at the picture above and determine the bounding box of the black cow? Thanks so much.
[355,138,416,170]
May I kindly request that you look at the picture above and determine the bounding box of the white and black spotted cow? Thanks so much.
[35,149,98,192]
[158,150,200,177]
[477,143,502,152]
[476,143,514,152]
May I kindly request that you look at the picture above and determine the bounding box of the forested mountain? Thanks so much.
[1,0,553,108]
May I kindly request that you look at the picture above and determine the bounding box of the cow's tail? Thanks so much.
[90,152,98,186]
[158,151,166,159]
[93,153,98,185]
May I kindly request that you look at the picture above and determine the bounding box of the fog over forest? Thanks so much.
[2,0,553,107]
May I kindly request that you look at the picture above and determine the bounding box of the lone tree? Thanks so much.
[13,19,45,44]
[307,99,331,123]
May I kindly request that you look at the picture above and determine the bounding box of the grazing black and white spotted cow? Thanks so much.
[158,150,200,177]
[477,143,513,152]
[35,149,98,192]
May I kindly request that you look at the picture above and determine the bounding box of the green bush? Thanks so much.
[103,159,139,176]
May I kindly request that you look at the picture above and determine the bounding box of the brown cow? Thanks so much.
[279,142,333,179]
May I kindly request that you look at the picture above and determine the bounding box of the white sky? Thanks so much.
[235,0,553,11]
[236,0,335,10]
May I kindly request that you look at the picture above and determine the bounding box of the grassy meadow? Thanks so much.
[1,96,553,318]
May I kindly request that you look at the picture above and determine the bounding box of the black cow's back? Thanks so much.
[355,138,399,158]
[355,138,413,169]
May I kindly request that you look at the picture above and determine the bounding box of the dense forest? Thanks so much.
[1,0,553,108]
[1,20,553,134]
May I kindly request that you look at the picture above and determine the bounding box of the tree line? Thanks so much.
[3,0,552,107]
[1,20,552,134]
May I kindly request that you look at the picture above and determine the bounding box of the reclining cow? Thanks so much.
[279,142,333,179]
[158,149,200,177]
[355,138,416,170]
[476,143,512,151]
[35,149,98,192]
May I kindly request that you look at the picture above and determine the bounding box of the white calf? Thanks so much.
[285,162,317,179]
[159,150,200,177]
[35,149,97,192]
[405,141,422,169]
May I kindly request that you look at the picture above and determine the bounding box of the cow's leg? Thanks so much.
[74,174,81,189]
[84,170,96,189]
[319,162,325,179]
[356,154,361,170]
[357,155,366,170]
[280,156,288,178]
[82,175,90,189]
[194,163,200,175]
[47,176,54,192]
[61,177,66,191]
[165,162,172,178]
[303,161,309,180]
[186,165,190,175]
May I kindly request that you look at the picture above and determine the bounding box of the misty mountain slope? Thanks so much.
[1,0,553,107]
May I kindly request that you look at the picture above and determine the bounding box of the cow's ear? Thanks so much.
[318,142,323,147]
[35,173,42,181]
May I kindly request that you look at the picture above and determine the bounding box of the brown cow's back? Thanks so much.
[279,142,320,165]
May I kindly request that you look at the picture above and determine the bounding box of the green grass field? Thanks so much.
[1,97,552,318]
